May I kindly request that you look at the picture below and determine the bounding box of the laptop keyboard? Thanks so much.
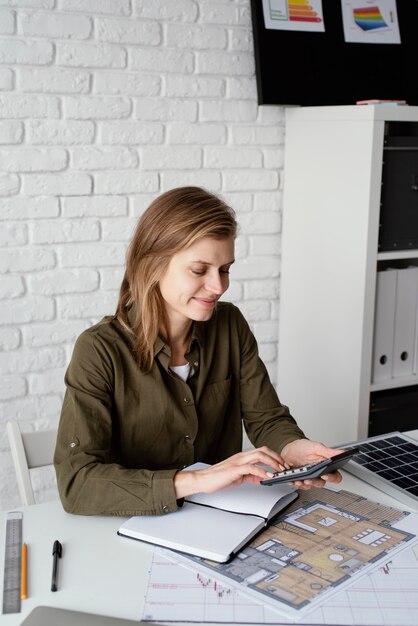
[342,432,418,509]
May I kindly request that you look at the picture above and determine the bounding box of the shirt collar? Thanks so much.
[154,322,205,358]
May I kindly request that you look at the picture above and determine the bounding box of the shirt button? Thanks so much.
[183,397,189,404]
[162,505,169,513]
[185,435,191,441]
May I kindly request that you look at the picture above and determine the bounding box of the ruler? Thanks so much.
[2,511,22,614]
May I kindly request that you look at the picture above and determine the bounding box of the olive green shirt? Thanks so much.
[54,302,305,516]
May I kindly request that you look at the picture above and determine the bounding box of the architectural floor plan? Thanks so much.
[142,542,418,624]
[174,487,416,616]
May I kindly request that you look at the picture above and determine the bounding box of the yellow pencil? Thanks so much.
[21,543,27,600]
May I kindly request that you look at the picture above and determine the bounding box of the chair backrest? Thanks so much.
[6,420,58,506]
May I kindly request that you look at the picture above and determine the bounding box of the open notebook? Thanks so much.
[118,462,297,562]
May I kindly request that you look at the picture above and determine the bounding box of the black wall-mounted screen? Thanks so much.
[250,0,418,106]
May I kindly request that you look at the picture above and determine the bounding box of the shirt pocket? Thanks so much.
[197,377,232,432]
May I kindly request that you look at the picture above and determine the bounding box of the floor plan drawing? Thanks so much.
[142,542,418,624]
[174,488,416,615]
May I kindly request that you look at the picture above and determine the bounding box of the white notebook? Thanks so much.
[117,463,297,563]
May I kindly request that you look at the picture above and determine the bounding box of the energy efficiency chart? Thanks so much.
[288,0,321,23]
[262,0,325,32]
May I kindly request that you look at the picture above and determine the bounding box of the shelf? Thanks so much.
[371,375,418,393]
[279,106,418,444]
[378,250,418,261]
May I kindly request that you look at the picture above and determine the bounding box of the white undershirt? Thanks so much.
[169,363,192,382]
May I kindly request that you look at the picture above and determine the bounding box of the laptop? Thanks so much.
[20,606,143,626]
[343,431,418,509]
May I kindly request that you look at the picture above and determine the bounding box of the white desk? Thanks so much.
[2,431,418,626]
[1,500,154,625]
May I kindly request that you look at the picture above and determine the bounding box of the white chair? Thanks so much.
[6,420,58,506]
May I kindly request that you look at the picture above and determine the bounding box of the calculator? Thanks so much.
[260,447,361,486]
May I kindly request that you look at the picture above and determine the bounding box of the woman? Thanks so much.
[54,186,342,516]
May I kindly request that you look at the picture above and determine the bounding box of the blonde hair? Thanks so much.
[116,187,237,372]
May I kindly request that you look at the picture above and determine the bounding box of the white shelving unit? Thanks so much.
[277,105,418,446]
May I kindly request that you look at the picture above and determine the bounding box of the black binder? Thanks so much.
[379,134,418,251]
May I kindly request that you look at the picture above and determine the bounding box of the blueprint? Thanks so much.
[142,487,418,622]
[142,544,418,624]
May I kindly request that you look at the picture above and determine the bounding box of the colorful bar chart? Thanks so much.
[288,0,322,23]
[263,0,325,32]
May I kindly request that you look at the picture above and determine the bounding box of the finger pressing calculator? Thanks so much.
[260,447,361,486]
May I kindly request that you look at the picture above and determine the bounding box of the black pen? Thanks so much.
[51,540,62,592]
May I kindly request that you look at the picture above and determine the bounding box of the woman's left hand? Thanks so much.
[280,438,344,490]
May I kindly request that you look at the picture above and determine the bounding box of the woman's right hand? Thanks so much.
[173,447,286,499]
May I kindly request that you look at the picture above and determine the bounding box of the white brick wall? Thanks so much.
[0,0,286,510]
